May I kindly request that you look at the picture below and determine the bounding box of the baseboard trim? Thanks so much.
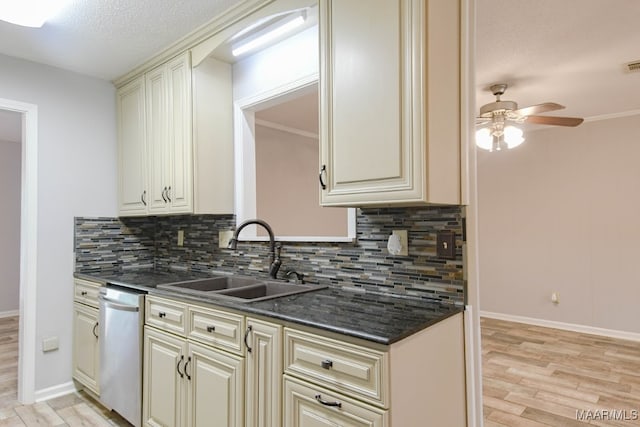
[0,310,19,319]
[480,311,640,342]
[35,381,77,403]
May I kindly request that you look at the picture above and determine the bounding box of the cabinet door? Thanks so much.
[245,318,282,427]
[166,53,194,213]
[186,341,244,427]
[143,327,186,427]
[146,65,170,214]
[319,0,461,206]
[72,303,99,395]
[284,376,387,427]
[117,76,148,215]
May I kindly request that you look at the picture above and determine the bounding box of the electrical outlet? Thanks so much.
[551,292,560,304]
[177,230,184,247]
[42,336,59,352]
[391,230,409,256]
[219,230,234,248]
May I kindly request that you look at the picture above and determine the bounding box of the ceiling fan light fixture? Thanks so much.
[503,126,525,149]
[475,128,493,151]
[475,125,525,152]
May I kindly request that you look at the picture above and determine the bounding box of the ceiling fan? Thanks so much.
[476,83,584,151]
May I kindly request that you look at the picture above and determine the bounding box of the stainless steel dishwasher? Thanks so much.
[99,285,145,427]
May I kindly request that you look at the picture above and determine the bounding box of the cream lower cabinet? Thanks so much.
[143,326,244,427]
[284,375,387,427]
[319,0,463,206]
[283,313,466,427]
[72,302,100,395]
[245,318,283,427]
[72,278,102,395]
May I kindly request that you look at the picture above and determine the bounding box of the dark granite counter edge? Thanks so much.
[74,271,464,346]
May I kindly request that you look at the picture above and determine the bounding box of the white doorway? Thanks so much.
[0,98,38,404]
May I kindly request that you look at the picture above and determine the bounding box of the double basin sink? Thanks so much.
[157,276,325,303]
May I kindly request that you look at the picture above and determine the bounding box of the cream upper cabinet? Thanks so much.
[319,0,462,206]
[117,51,233,216]
[117,76,148,215]
[145,53,194,215]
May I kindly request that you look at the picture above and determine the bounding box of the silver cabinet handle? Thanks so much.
[206,325,215,333]
[92,322,99,339]
[321,359,333,370]
[141,190,147,206]
[161,187,168,202]
[166,186,172,202]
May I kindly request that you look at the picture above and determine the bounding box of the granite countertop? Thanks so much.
[74,269,463,345]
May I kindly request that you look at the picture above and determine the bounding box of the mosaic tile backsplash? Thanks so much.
[75,206,465,304]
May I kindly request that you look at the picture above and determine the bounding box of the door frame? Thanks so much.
[0,97,38,404]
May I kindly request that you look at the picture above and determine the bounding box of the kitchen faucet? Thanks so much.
[228,219,282,279]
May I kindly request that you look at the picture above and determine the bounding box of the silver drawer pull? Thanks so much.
[158,312,166,318]
[315,394,341,408]
[206,326,216,333]
[80,291,88,296]
[321,359,333,370]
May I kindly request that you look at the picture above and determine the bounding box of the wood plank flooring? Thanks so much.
[482,317,640,426]
[3,315,640,426]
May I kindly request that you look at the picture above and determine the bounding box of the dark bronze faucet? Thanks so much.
[228,219,282,279]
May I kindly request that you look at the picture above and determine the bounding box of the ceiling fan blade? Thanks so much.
[514,102,564,117]
[526,115,584,127]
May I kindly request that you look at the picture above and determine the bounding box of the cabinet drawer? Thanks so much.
[284,328,389,408]
[74,279,102,308]
[145,296,187,336]
[284,375,388,427]
[187,305,245,355]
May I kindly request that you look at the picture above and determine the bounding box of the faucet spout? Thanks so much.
[229,219,281,279]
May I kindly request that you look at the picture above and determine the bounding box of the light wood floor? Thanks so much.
[3,315,640,426]
[482,317,640,427]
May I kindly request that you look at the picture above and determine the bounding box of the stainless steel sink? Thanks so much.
[157,276,260,293]
[216,282,324,302]
[156,276,325,302]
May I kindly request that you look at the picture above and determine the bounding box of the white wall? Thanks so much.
[478,114,640,333]
[0,139,21,314]
[0,53,117,390]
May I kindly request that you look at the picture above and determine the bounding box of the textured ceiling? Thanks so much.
[0,0,242,80]
[477,0,640,120]
[0,0,638,120]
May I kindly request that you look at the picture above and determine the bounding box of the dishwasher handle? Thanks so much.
[99,296,140,312]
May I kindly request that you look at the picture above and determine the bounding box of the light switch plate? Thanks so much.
[219,230,234,248]
[436,231,456,259]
